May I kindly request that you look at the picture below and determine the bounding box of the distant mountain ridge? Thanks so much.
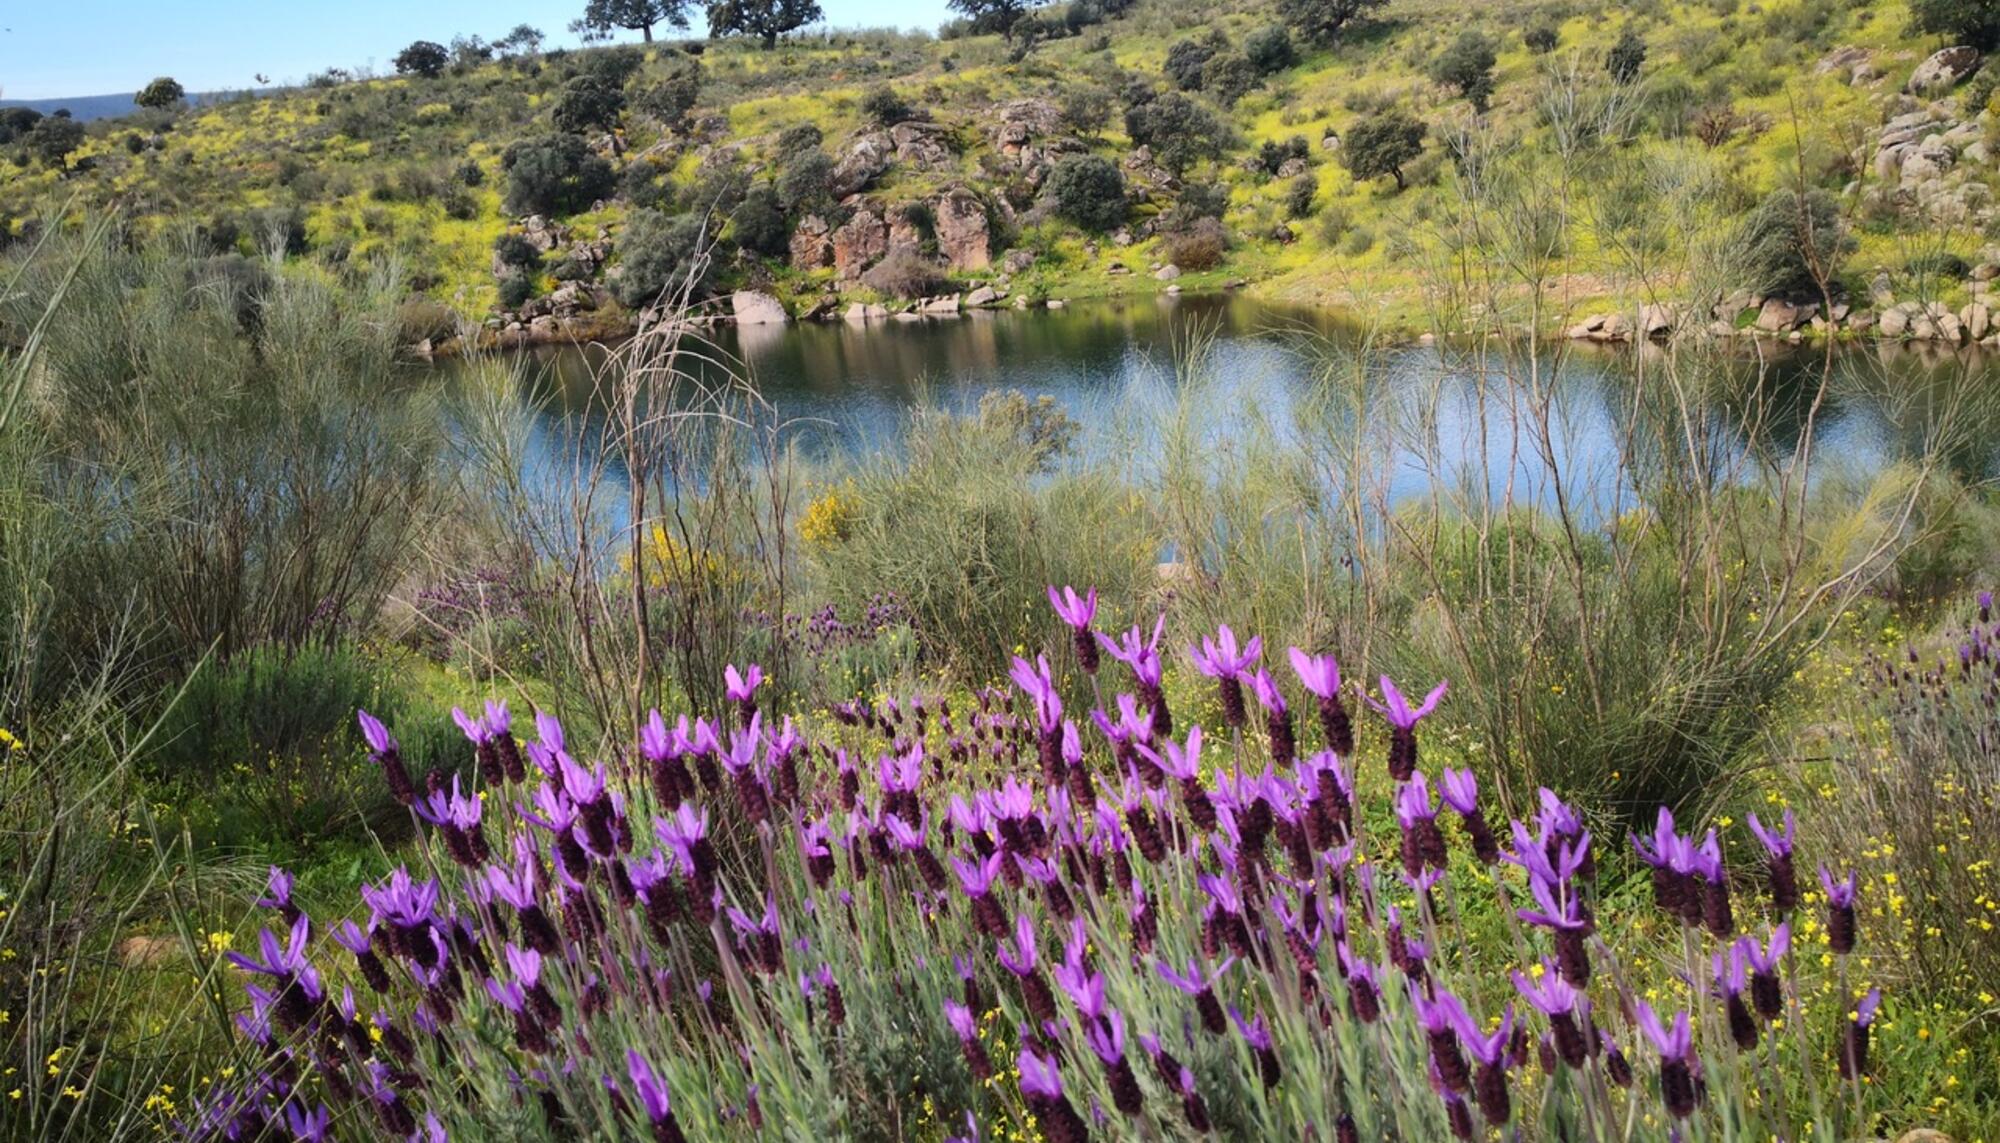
[0,90,261,122]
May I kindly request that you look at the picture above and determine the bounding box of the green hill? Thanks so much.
[3,0,1996,343]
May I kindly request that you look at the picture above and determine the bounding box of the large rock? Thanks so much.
[844,302,888,322]
[1814,46,1870,76]
[789,215,834,271]
[1003,248,1037,274]
[920,294,962,315]
[832,131,895,197]
[1639,303,1674,338]
[1755,298,1804,333]
[833,209,890,281]
[965,285,1002,307]
[1154,264,1182,281]
[1909,47,1981,94]
[731,290,789,326]
[933,187,992,271]
[1878,304,1911,338]
[992,98,1063,152]
[889,121,953,169]
[1963,301,1991,341]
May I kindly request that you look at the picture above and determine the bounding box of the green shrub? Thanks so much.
[859,84,915,127]
[730,185,791,257]
[1430,30,1497,112]
[1044,154,1127,231]
[552,74,626,134]
[860,248,950,298]
[393,40,450,79]
[1161,216,1228,270]
[1164,32,1225,91]
[1285,172,1317,218]
[1524,22,1559,53]
[498,271,537,309]
[1736,188,1853,296]
[494,232,544,272]
[1607,27,1647,84]
[1123,91,1228,174]
[1245,25,1297,75]
[613,209,713,306]
[502,134,617,216]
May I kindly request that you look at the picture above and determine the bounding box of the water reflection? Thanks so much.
[500,294,1999,510]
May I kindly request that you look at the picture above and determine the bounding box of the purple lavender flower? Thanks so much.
[1191,624,1260,727]
[725,663,763,728]
[625,1050,687,1143]
[1515,876,1594,986]
[1287,647,1354,755]
[944,998,993,1079]
[1713,948,1758,1051]
[1394,770,1448,876]
[283,1102,331,1143]
[1737,924,1789,1021]
[1086,1010,1144,1116]
[1411,984,1473,1094]
[1048,585,1102,674]
[1247,668,1297,769]
[1840,988,1882,1079]
[1634,1002,1699,1119]
[1437,767,1499,864]
[356,708,416,805]
[1366,676,1447,781]
[1692,829,1735,938]
[1098,616,1170,735]
[1230,1007,1283,1089]
[1017,1049,1089,1143]
[1819,864,1859,954]
[1156,956,1234,1035]
[256,866,300,924]
[1512,963,1589,1067]
[1448,1003,1515,1125]
[953,851,1010,937]
[1745,809,1799,913]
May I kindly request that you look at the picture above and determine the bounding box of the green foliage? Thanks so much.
[860,248,950,297]
[1341,105,1425,189]
[1285,171,1317,218]
[946,0,1031,38]
[1245,26,1298,75]
[707,0,826,49]
[1606,27,1648,84]
[635,59,702,131]
[1164,32,1226,91]
[1202,52,1260,107]
[493,232,545,272]
[1524,22,1559,53]
[1910,0,2000,51]
[135,76,186,110]
[393,40,451,79]
[729,184,791,257]
[1124,91,1228,174]
[1430,30,1498,113]
[497,271,538,308]
[613,208,713,305]
[502,134,617,217]
[25,116,85,168]
[580,0,691,42]
[1044,153,1126,231]
[553,74,627,135]
[776,147,836,217]
[1736,188,1852,296]
[859,84,915,128]
[1278,0,1389,48]
[1058,84,1113,136]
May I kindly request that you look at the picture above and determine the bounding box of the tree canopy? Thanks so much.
[135,77,186,110]
[707,0,824,49]
[1342,107,1425,189]
[393,41,450,79]
[1277,0,1388,48]
[580,0,690,43]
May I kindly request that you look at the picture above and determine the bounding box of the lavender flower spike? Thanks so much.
[1634,1002,1699,1120]
[1367,676,1447,781]
[1048,585,1103,675]
[1191,624,1261,728]
[1018,1049,1089,1143]
[1819,864,1860,954]
[1746,809,1799,913]
[1288,647,1355,755]
[625,1050,687,1143]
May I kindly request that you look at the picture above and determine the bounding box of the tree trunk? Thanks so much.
[642,23,655,41]
[1391,168,1405,190]
[762,32,778,49]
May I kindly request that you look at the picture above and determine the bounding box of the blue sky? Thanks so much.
[0,0,954,99]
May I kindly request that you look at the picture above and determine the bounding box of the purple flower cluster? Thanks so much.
[182,586,1876,1141]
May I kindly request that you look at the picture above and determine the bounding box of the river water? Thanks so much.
[507,293,2000,512]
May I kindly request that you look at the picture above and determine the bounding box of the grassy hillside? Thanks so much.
[1,0,1993,334]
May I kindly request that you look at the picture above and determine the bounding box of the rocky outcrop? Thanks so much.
[790,215,834,271]
[833,209,890,282]
[1003,249,1037,274]
[832,131,895,197]
[1908,47,1980,94]
[844,302,889,322]
[1154,264,1181,281]
[933,187,991,271]
[889,121,953,169]
[731,290,789,325]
